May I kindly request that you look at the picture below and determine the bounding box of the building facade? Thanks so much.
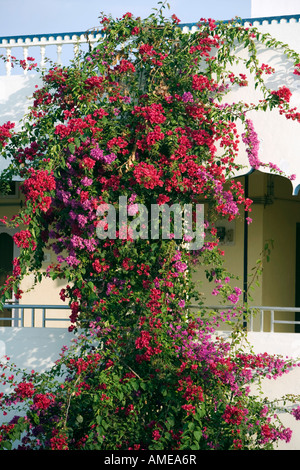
[1,5,300,332]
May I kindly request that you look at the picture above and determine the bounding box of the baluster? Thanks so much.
[270,310,274,333]
[5,47,12,76]
[40,44,46,69]
[260,309,264,332]
[249,309,253,331]
[23,46,28,74]
[56,43,62,65]
[73,42,79,57]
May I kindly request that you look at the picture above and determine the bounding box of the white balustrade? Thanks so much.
[1,14,300,76]
[0,31,103,76]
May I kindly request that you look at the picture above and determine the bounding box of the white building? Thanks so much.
[0,1,300,449]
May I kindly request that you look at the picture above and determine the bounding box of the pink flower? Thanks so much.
[128,203,139,216]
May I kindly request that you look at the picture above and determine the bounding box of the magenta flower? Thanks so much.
[241,119,261,169]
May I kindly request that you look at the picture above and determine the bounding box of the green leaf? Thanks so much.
[68,143,75,154]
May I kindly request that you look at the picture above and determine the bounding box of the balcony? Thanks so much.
[0,303,300,332]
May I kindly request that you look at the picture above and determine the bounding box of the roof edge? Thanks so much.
[1,14,300,43]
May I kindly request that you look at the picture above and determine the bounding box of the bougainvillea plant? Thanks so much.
[0,4,300,450]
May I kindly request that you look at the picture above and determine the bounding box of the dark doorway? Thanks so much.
[295,223,300,332]
[0,232,13,326]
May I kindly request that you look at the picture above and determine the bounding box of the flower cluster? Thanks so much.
[271,86,292,103]
[241,119,261,169]
[21,168,56,213]
[0,121,14,148]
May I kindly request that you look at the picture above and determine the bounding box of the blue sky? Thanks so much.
[0,0,251,37]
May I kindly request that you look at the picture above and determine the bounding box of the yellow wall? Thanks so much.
[0,183,70,326]
[192,171,300,332]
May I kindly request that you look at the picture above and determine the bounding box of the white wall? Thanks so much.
[0,74,42,173]
[247,332,300,450]
[251,0,300,17]
[0,327,73,373]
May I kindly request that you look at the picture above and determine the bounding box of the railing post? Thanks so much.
[56,43,62,65]
[249,311,253,331]
[40,44,46,69]
[260,309,264,332]
[270,310,274,333]
[22,45,28,74]
[5,46,11,76]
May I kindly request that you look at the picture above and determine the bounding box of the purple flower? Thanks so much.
[241,119,261,169]
[69,210,77,220]
[90,144,117,165]
[172,251,181,261]
[102,153,117,164]
[291,406,300,420]
[178,300,185,308]
[56,189,71,204]
[90,145,104,160]
[227,293,239,304]
[70,235,85,249]
[81,177,93,186]
[77,214,88,228]
[57,255,80,266]
[65,255,81,267]
[128,193,137,203]
[84,238,98,252]
[182,91,194,103]
[174,261,188,272]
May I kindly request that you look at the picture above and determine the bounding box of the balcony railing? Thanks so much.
[190,305,300,333]
[1,303,300,332]
[1,15,300,76]
[0,304,71,328]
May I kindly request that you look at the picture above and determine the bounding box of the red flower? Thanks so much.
[271,86,292,103]
[171,14,180,24]
[0,121,14,147]
[14,382,35,399]
[192,74,212,91]
[133,162,163,189]
[33,393,55,410]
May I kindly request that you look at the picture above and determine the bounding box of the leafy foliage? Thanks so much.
[0,4,300,450]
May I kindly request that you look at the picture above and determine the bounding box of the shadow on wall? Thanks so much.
[0,74,42,173]
[0,74,42,127]
[0,327,73,374]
